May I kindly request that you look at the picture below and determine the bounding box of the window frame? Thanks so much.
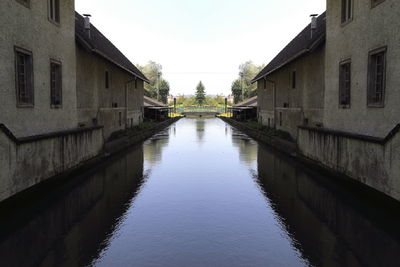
[50,59,62,108]
[339,59,351,109]
[367,46,387,108]
[14,46,34,108]
[341,0,353,26]
[371,0,385,8]
[48,0,60,25]
[16,0,30,8]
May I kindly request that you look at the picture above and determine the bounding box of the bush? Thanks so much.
[108,121,157,141]
[244,121,294,142]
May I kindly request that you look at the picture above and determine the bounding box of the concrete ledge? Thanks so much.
[104,117,181,155]
[219,117,297,154]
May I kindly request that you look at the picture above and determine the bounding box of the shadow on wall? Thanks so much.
[0,145,144,267]
[256,144,400,267]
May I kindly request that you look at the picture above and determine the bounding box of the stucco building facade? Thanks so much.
[254,13,326,140]
[0,0,77,137]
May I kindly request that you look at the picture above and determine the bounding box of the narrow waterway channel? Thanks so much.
[1,118,400,267]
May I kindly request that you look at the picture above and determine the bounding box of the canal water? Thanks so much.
[1,118,400,267]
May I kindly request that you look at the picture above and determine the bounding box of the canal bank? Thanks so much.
[0,117,181,205]
[219,117,400,205]
[1,118,400,267]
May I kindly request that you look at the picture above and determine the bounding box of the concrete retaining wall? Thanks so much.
[298,125,400,201]
[0,124,104,202]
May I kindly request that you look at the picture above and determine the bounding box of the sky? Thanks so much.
[75,0,326,96]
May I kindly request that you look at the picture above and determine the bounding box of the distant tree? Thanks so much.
[195,81,206,106]
[231,61,264,102]
[159,79,170,104]
[137,61,164,99]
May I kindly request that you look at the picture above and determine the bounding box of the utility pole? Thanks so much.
[157,71,161,101]
[240,71,244,101]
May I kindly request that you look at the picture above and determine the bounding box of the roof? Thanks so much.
[75,12,149,83]
[234,96,257,107]
[252,12,326,83]
[144,96,168,107]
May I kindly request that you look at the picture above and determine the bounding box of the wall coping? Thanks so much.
[298,124,400,145]
[0,124,103,145]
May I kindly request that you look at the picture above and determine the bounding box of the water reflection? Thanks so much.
[195,119,206,143]
[143,130,170,166]
[256,145,400,267]
[231,129,257,167]
[0,146,144,267]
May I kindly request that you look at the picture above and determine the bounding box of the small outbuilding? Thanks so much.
[144,96,171,121]
[229,96,257,121]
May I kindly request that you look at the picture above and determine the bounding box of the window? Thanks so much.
[341,0,353,24]
[368,47,386,107]
[15,47,34,107]
[48,0,60,23]
[105,71,110,89]
[50,61,62,107]
[291,71,296,89]
[134,78,138,89]
[16,0,30,8]
[371,0,385,8]
[339,60,351,107]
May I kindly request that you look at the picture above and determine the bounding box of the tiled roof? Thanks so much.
[252,12,326,83]
[144,96,167,107]
[234,96,257,107]
[75,12,149,83]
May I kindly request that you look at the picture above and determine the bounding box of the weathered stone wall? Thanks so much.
[0,0,77,137]
[298,126,400,201]
[0,126,104,202]
[325,0,400,137]
[76,45,144,140]
[257,45,325,139]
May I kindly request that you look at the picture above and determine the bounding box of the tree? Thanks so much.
[231,61,264,103]
[137,61,163,99]
[159,79,170,104]
[195,81,206,106]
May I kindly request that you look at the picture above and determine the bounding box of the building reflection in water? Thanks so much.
[256,144,400,267]
[0,145,145,267]
[144,128,170,167]
[195,119,206,143]
[231,129,257,167]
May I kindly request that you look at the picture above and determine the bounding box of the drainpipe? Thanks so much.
[264,78,276,129]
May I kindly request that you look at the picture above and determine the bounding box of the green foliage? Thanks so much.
[244,121,294,142]
[231,61,264,103]
[137,61,170,103]
[195,81,206,106]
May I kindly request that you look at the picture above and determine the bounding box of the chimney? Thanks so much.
[83,14,91,38]
[310,14,318,38]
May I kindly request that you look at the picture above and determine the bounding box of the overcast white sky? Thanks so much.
[75,0,326,96]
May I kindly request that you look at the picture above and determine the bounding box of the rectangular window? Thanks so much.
[341,0,353,24]
[15,47,34,107]
[134,78,138,89]
[50,61,62,107]
[371,0,385,8]
[339,60,351,107]
[368,47,386,107]
[291,71,296,89]
[48,0,60,23]
[105,71,109,89]
[16,0,30,8]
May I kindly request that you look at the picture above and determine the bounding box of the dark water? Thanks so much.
[1,118,400,267]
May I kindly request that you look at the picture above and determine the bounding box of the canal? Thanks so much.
[1,118,400,267]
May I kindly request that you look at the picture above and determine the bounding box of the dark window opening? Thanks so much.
[50,61,62,107]
[368,47,386,107]
[339,60,351,107]
[48,0,60,23]
[291,71,296,89]
[341,0,353,24]
[15,47,34,107]
[371,0,385,8]
[105,71,109,89]
[16,0,30,8]
[134,78,138,89]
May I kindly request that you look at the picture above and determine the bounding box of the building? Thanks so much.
[75,13,149,140]
[229,96,257,121]
[144,96,171,121]
[298,0,400,201]
[0,0,103,202]
[252,13,326,140]
[0,0,78,137]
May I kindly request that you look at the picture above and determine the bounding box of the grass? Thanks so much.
[243,121,294,142]
[108,121,158,141]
